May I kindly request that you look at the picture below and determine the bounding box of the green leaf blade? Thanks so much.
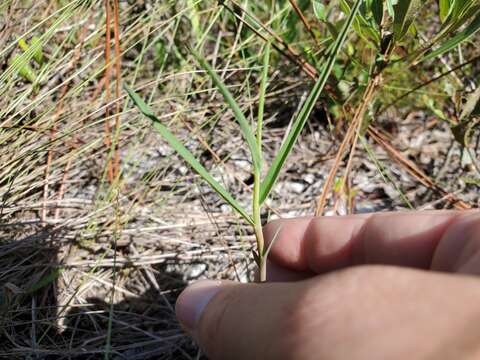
[392,0,422,41]
[422,11,480,62]
[439,0,452,22]
[259,0,363,204]
[125,85,254,225]
[371,0,384,27]
[189,47,262,173]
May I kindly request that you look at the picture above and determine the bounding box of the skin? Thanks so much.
[176,211,480,360]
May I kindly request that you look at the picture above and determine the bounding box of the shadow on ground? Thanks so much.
[0,225,204,359]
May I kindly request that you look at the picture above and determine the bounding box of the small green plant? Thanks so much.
[127,0,480,281]
[126,0,363,282]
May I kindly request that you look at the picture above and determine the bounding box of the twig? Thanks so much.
[104,0,114,182]
[287,0,317,43]
[112,0,122,179]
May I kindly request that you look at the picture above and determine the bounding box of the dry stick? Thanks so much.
[287,0,318,43]
[112,0,122,179]
[317,74,469,214]
[330,75,382,215]
[41,128,56,224]
[315,109,358,216]
[104,0,114,183]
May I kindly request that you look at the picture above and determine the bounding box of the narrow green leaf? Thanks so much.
[189,47,261,173]
[30,36,44,65]
[371,0,384,26]
[392,0,422,41]
[451,0,472,20]
[422,11,480,62]
[18,37,43,65]
[439,0,452,22]
[386,0,396,17]
[340,0,380,46]
[313,1,327,22]
[12,54,36,83]
[257,43,270,157]
[125,85,254,225]
[259,0,362,204]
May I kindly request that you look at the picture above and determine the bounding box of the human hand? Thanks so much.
[176,211,480,359]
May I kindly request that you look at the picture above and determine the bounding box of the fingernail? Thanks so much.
[176,280,222,333]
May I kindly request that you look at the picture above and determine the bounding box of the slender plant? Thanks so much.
[125,0,362,282]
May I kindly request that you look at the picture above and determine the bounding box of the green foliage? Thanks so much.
[369,0,384,26]
[439,0,453,22]
[125,85,254,225]
[12,54,37,83]
[261,0,363,204]
[422,11,480,62]
[128,0,364,280]
[126,0,479,279]
[14,36,44,83]
[392,0,422,42]
[313,1,327,22]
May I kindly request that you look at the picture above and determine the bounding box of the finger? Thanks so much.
[175,279,308,360]
[264,211,470,274]
[432,211,480,275]
[253,260,312,282]
[266,260,313,282]
[176,268,480,360]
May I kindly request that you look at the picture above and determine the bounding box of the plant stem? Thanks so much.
[254,43,270,282]
[253,171,266,282]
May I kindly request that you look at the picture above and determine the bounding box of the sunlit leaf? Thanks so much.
[259,0,363,204]
[439,0,452,22]
[125,85,254,225]
[422,11,480,62]
[189,47,262,173]
[313,1,327,22]
[392,0,422,42]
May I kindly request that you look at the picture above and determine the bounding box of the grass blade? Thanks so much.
[189,47,262,173]
[371,0,384,27]
[422,11,480,62]
[259,0,362,204]
[392,0,422,41]
[386,0,395,18]
[125,85,254,225]
[439,0,452,22]
[257,43,270,155]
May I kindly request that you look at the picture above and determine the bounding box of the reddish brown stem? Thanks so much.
[112,0,122,179]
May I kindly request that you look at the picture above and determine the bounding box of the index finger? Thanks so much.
[263,211,470,274]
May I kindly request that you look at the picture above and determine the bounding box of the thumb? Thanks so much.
[175,279,307,360]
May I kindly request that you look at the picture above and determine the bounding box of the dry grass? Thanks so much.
[0,1,479,358]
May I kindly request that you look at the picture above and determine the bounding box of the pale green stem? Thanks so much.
[253,44,270,282]
[253,171,265,282]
